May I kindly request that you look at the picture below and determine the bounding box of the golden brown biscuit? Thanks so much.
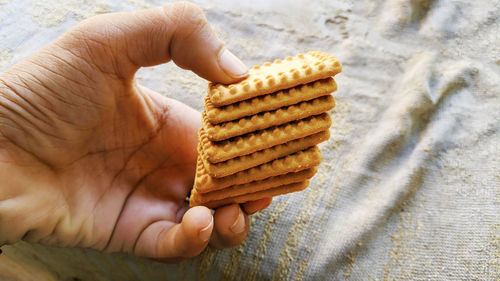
[200,130,329,177]
[208,51,342,106]
[193,146,321,193]
[202,113,331,163]
[203,95,335,141]
[205,78,337,124]
[191,181,310,208]
[190,168,316,206]
[190,51,341,208]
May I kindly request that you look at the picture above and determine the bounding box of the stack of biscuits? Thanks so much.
[190,51,342,208]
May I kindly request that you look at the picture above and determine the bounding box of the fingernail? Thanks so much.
[218,48,248,78]
[199,216,213,242]
[230,208,246,234]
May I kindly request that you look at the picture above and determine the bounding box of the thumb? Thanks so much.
[58,2,247,83]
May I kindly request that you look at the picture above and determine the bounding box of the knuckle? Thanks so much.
[180,1,205,16]
[219,232,248,249]
[224,237,246,248]
[72,14,106,33]
[163,1,208,36]
[181,241,205,258]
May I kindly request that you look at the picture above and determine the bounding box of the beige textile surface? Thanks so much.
[0,0,499,280]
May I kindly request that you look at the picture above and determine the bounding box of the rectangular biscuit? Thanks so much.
[205,77,337,124]
[193,146,321,193]
[208,51,342,106]
[191,181,310,209]
[190,167,316,205]
[203,95,335,141]
[202,113,331,163]
[200,130,329,177]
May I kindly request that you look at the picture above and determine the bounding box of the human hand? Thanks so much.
[0,2,271,262]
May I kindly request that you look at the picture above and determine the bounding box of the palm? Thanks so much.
[65,98,199,254]
[2,48,200,253]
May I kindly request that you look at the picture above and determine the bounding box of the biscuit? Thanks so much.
[200,130,329,177]
[205,78,337,124]
[202,113,331,163]
[208,51,341,106]
[203,95,335,141]
[190,168,316,206]
[194,146,321,193]
[191,181,310,208]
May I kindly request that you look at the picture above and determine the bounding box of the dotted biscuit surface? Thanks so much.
[208,51,342,106]
[200,129,329,177]
[205,78,337,124]
[202,113,331,163]
[190,168,316,205]
[203,95,335,141]
[190,50,340,208]
[191,181,310,209]
[193,146,321,193]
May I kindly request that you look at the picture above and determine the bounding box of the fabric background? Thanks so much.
[0,0,498,280]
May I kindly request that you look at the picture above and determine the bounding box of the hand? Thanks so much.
[0,2,271,262]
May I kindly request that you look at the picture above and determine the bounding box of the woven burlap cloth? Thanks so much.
[0,0,498,280]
